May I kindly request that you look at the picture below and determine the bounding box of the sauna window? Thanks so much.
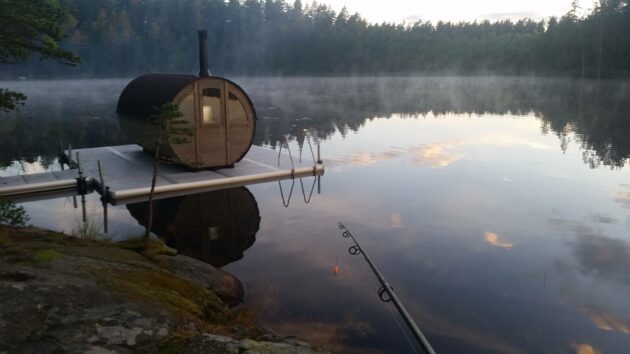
[227,92,248,124]
[178,92,195,124]
[201,88,221,124]
[208,226,220,240]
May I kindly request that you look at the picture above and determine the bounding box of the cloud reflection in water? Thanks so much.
[582,307,630,334]
[483,231,514,250]
[570,234,630,287]
[571,343,601,354]
[337,131,552,169]
[615,190,630,209]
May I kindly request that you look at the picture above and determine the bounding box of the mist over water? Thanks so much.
[2,76,628,169]
[1,77,630,353]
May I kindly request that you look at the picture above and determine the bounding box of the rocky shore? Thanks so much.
[0,225,328,354]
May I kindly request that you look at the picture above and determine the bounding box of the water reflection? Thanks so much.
[1,77,629,170]
[0,79,126,168]
[250,77,630,169]
[570,233,630,287]
[571,343,600,354]
[483,231,514,250]
[2,78,630,353]
[616,184,630,209]
[581,307,630,335]
[126,187,260,267]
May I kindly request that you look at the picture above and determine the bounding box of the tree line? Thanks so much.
[0,0,628,79]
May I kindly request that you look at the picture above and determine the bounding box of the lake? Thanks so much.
[1,77,629,353]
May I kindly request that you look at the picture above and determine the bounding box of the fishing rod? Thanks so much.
[338,222,437,354]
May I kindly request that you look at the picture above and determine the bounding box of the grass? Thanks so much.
[71,214,102,240]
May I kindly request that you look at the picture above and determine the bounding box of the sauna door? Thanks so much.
[195,80,227,167]
[225,82,254,162]
[171,87,198,166]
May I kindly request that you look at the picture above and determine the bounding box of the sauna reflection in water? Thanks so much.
[126,187,260,267]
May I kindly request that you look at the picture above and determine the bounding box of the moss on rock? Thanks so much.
[0,225,329,353]
[30,249,65,265]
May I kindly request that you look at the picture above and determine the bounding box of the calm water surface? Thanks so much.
[1,77,629,353]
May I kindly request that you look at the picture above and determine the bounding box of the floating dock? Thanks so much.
[0,170,92,203]
[0,144,324,205]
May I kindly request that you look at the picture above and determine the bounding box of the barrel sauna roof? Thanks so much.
[116,74,198,117]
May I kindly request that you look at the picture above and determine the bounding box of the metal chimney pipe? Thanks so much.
[198,30,210,77]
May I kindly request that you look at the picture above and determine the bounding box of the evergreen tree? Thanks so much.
[0,0,79,112]
[1,0,628,79]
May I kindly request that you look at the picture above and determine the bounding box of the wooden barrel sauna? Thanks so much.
[116,30,256,169]
[117,74,256,169]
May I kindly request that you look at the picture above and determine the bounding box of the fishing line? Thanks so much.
[352,244,420,354]
[338,222,437,354]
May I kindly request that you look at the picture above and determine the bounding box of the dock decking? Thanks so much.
[0,144,324,205]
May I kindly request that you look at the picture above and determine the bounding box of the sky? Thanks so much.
[315,0,600,24]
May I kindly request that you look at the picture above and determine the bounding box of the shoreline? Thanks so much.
[0,225,328,353]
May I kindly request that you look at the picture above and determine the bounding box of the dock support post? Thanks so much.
[317,143,322,164]
[299,140,303,163]
[76,152,87,223]
[97,161,109,234]
[318,175,321,194]
[58,140,65,170]
[69,143,78,211]
[305,132,316,165]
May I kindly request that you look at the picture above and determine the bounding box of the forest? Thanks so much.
[2,77,629,170]
[0,0,628,79]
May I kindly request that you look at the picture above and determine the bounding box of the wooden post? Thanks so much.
[76,152,86,223]
[58,140,64,170]
[98,160,108,234]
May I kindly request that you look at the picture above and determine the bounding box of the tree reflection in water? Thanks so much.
[252,78,630,169]
[1,77,629,169]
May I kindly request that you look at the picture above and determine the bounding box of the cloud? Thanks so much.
[403,15,424,23]
[483,231,514,249]
[477,11,544,21]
